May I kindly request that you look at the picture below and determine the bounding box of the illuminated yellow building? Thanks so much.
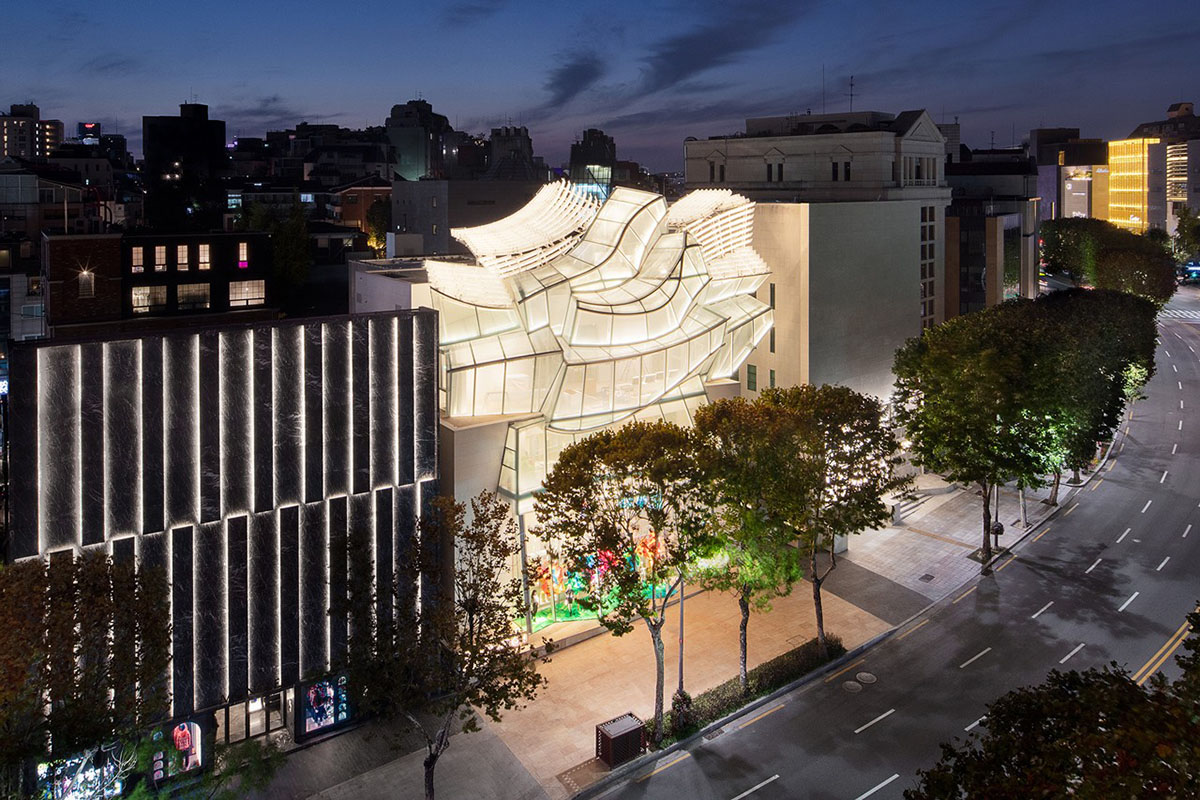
[1106,138,1166,233]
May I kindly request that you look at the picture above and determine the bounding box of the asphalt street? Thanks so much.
[604,287,1200,800]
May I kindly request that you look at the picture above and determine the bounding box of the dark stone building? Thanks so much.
[5,308,439,739]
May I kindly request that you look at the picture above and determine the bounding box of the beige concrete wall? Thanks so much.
[745,203,809,393]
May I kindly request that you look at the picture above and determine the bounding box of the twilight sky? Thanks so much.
[2,0,1196,172]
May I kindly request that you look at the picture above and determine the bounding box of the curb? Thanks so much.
[571,628,895,800]
[571,427,1127,799]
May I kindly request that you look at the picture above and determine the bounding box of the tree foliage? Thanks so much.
[1040,217,1126,282]
[536,420,715,745]
[346,490,546,800]
[237,201,313,309]
[1175,204,1200,261]
[1094,242,1177,308]
[694,398,807,694]
[0,555,171,796]
[905,609,1200,799]
[365,197,392,255]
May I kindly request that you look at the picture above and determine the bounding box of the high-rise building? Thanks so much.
[1104,138,1166,233]
[142,103,229,229]
[385,100,453,181]
[569,128,616,200]
[0,103,64,159]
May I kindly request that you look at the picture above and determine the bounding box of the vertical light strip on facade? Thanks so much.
[75,345,83,548]
[248,330,256,515]
[136,343,143,535]
[35,349,43,555]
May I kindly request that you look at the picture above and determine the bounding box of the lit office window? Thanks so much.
[747,364,757,391]
[131,285,166,313]
[229,280,265,307]
[154,246,166,271]
[177,244,189,271]
[131,247,144,273]
[198,244,211,270]
[238,241,248,268]
[177,282,210,310]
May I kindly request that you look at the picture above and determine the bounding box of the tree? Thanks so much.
[761,385,910,658]
[694,398,807,694]
[893,303,1057,569]
[235,201,313,310]
[1039,217,1126,283]
[537,420,715,746]
[905,609,1200,799]
[1094,243,1177,308]
[127,737,286,800]
[349,491,547,800]
[0,555,171,796]
[1175,204,1200,261]
[365,197,392,255]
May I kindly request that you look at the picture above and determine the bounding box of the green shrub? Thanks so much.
[648,634,845,749]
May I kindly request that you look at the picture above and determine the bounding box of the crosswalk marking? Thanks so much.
[1160,308,1200,319]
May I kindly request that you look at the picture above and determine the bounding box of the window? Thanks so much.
[131,285,166,313]
[718,164,725,182]
[22,303,45,317]
[769,282,775,309]
[921,226,927,242]
[769,369,776,389]
[832,162,839,181]
[154,246,166,271]
[769,328,775,353]
[746,364,757,391]
[844,161,851,181]
[921,206,928,223]
[928,242,935,259]
[27,276,42,296]
[766,163,773,182]
[198,244,211,270]
[177,244,189,271]
[776,163,783,182]
[709,161,715,183]
[177,282,210,310]
[131,247,144,273]
[229,279,266,307]
[238,241,249,268]
[77,272,94,299]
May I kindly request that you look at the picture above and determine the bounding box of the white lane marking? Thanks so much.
[1191,345,1196,353]
[1185,524,1192,539]
[730,774,780,800]
[1157,556,1170,571]
[1161,470,1169,484]
[1142,500,1153,513]
[1118,528,1131,543]
[959,647,993,669]
[1173,363,1178,372]
[1118,591,1139,612]
[1086,558,1102,573]
[854,708,896,734]
[964,716,986,732]
[854,774,901,800]
[1173,443,1179,454]
[1180,381,1184,390]
[1180,420,1184,430]
[1060,643,1086,664]
[1032,601,1054,619]
[1182,400,1185,410]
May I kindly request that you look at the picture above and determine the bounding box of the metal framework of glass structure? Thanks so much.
[425,182,773,512]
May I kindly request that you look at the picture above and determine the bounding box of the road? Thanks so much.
[605,287,1200,800]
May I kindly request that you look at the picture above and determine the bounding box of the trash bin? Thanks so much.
[595,713,646,768]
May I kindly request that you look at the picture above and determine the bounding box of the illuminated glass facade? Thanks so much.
[7,310,439,721]
[1106,138,1164,233]
[424,182,773,513]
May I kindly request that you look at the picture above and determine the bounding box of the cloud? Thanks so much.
[636,1,810,96]
[440,0,506,27]
[542,52,606,109]
[212,95,343,135]
[79,54,143,76]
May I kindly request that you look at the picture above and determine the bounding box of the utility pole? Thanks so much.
[847,75,856,112]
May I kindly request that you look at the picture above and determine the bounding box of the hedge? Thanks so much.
[646,633,846,747]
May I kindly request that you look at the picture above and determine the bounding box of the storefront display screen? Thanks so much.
[150,720,203,784]
[37,743,129,800]
[297,673,352,738]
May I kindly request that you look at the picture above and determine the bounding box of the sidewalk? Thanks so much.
[286,470,1086,800]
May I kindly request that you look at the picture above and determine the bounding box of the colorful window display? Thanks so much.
[37,742,132,800]
[149,720,204,784]
[295,673,353,740]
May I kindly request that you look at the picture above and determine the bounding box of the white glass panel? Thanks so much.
[613,358,640,411]
[474,363,506,415]
[581,361,614,416]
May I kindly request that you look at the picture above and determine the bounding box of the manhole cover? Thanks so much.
[919,573,935,583]
[704,728,725,741]
[842,680,862,693]
[856,672,877,684]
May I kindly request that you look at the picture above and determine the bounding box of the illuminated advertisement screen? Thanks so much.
[296,673,353,739]
[149,720,204,785]
[37,743,129,800]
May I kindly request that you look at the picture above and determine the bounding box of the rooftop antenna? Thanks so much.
[846,75,856,112]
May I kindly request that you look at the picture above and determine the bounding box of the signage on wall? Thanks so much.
[295,673,354,740]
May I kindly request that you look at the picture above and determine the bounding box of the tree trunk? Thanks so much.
[738,585,750,695]
[648,620,666,746]
[1019,487,1028,528]
[980,480,993,569]
[677,574,685,698]
[810,545,828,659]
[1048,471,1061,506]
[1072,467,1081,484]
[424,753,438,800]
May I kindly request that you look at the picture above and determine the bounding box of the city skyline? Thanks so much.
[3,0,1197,171]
